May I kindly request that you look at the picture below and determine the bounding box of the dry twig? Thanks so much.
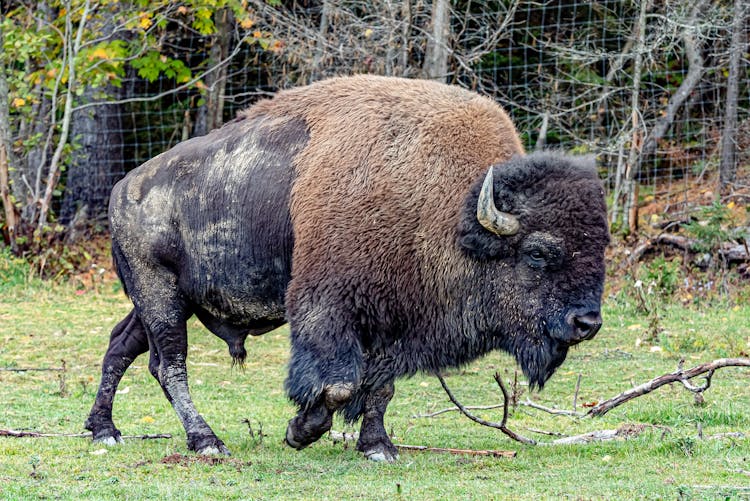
[436,371,537,445]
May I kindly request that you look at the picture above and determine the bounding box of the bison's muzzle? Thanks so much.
[559,308,603,346]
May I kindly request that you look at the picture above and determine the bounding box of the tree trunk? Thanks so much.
[193,8,234,137]
[0,19,19,249]
[423,0,451,81]
[59,85,124,225]
[616,0,650,235]
[719,0,747,190]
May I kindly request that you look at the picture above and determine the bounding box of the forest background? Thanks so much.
[0,0,749,299]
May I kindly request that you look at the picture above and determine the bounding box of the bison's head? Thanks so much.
[457,152,610,388]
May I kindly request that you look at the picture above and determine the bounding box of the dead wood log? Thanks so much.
[629,234,750,264]
[433,359,748,445]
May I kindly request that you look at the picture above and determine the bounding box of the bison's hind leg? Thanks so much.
[85,309,149,445]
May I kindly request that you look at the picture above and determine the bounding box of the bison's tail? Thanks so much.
[111,239,132,298]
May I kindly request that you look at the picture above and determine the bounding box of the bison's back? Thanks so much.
[109,113,308,327]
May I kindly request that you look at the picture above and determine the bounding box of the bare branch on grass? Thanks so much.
[0,366,66,372]
[436,371,537,445]
[430,358,749,445]
[395,444,516,458]
[587,358,750,417]
[0,429,171,440]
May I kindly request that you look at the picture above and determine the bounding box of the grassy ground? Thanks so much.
[1,278,749,500]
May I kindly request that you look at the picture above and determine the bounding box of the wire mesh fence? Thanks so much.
[4,0,749,233]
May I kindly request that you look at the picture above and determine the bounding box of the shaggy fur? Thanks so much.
[85,75,609,461]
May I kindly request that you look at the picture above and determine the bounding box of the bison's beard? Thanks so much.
[506,334,569,390]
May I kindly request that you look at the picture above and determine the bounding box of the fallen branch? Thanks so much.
[0,429,171,440]
[629,234,750,264]
[521,399,584,418]
[395,444,516,458]
[413,398,583,419]
[0,366,66,372]
[413,403,504,419]
[328,430,516,457]
[587,358,750,417]
[434,373,661,446]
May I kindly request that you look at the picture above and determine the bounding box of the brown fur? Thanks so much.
[244,75,524,325]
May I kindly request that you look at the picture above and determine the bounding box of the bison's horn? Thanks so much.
[476,167,520,236]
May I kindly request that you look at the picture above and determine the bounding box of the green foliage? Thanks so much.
[639,255,683,297]
[0,246,30,291]
[683,201,742,256]
[130,51,192,84]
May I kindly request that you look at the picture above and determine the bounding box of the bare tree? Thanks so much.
[423,0,451,81]
[719,0,748,190]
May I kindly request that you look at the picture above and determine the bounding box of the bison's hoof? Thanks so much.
[189,434,231,456]
[96,435,124,446]
[88,425,123,446]
[197,443,231,456]
[363,445,398,463]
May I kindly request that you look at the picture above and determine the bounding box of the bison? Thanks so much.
[85,75,609,462]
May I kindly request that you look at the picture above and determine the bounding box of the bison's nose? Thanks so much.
[565,310,602,345]
[566,311,602,344]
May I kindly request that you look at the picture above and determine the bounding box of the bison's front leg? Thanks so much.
[285,383,354,449]
[356,382,398,462]
[284,316,363,449]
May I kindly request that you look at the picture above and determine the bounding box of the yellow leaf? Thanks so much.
[727,201,736,210]
[732,305,740,312]
[88,47,109,61]
[240,17,254,29]
[11,97,26,108]
[364,28,373,38]
[139,14,152,29]
[141,415,155,423]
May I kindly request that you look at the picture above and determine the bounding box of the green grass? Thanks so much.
[1,281,749,500]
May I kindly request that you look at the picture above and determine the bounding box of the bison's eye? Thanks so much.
[526,249,546,268]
